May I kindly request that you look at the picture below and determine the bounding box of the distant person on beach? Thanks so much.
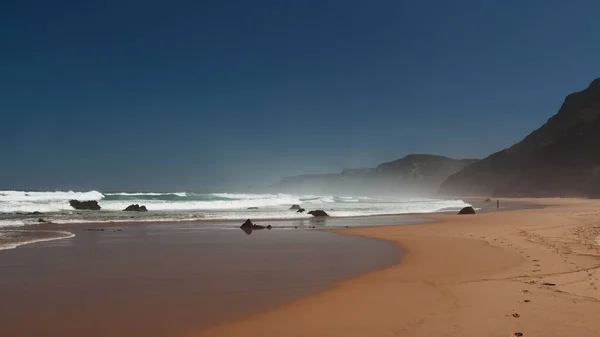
[497,200,500,209]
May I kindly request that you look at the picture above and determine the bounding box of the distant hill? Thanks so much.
[362,155,478,195]
[270,155,477,196]
[438,78,600,197]
[270,169,374,195]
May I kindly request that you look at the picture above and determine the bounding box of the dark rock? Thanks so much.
[240,219,254,229]
[290,204,301,210]
[247,207,259,210]
[308,210,329,217]
[69,200,101,210]
[123,204,148,212]
[297,208,306,213]
[240,219,270,235]
[30,211,43,215]
[458,206,476,215]
[37,218,46,223]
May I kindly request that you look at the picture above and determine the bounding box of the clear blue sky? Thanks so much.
[1,0,599,191]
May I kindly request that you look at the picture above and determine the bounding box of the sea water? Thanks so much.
[0,190,469,227]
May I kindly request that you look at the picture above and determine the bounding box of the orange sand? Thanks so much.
[191,198,600,337]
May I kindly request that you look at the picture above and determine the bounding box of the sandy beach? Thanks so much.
[193,198,600,337]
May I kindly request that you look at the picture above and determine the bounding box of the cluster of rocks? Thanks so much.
[290,205,328,216]
[240,219,272,235]
[69,200,149,212]
[123,204,148,212]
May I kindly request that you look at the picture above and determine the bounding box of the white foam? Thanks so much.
[106,192,187,197]
[0,231,75,251]
[0,190,471,224]
[0,190,103,202]
[0,190,104,213]
[0,220,27,228]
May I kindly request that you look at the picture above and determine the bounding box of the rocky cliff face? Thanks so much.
[438,78,600,197]
[271,155,476,196]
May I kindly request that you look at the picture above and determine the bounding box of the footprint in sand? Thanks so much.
[533,270,541,272]
[534,264,540,267]
[519,299,531,303]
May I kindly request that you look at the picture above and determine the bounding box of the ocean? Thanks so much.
[0,190,470,228]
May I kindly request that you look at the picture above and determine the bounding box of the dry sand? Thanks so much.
[192,198,600,337]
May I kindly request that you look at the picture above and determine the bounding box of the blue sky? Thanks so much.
[1,0,599,191]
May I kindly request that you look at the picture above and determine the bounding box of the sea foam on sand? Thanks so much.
[0,230,75,251]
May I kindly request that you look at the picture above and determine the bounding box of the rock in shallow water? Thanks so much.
[458,206,476,215]
[123,204,148,212]
[308,210,329,217]
[240,219,272,235]
[69,200,101,210]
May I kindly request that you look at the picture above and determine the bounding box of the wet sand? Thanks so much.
[0,220,401,337]
[194,198,600,337]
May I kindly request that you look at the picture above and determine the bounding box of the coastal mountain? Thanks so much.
[438,78,600,197]
[270,168,374,195]
[270,155,477,196]
[362,155,478,195]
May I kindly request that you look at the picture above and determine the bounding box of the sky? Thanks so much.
[1,0,600,191]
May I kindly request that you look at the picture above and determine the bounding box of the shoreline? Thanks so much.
[192,198,600,337]
[0,197,539,253]
[0,195,473,229]
[0,229,75,251]
[0,212,433,252]
[0,218,401,337]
